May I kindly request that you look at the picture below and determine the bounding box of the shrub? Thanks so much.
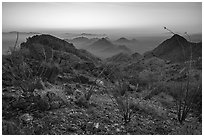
[172,78,201,124]
[84,66,107,101]
[38,61,60,83]
[173,120,202,135]
[2,120,22,135]
[143,81,170,100]
[108,81,136,125]
[138,70,159,89]
[34,85,69,110]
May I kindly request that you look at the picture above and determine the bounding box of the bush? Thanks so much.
[138,70,160,89]
[2,120,22,135]
[143,81,170,100]
[108,81,136,125]
[173,120,202,135]
[38,61,60,83]
[34,85,69,110]
[173,81,201,124]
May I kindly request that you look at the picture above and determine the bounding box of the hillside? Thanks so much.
[65,37,99,49]
[144,34,202,62]
[20,34,101,64]
[71,37,90,43]
[106,51,142,64]
[131,52,143,60]
[106,52,132,63]
[115,37,130,43]
[88,38,115,50]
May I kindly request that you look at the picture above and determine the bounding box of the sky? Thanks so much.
[2,2,202,36]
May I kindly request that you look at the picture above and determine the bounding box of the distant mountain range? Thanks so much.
[63,32,106,39]
[80,33,106,37]
[88,38,115,50]
[115,37,138,44]
[65,37,99,49]
[106,34,202,74]
[63,34,202,61]
[87,38,132,58]
[3,31,41,35]
[70,37,89,42]
[144,34,202,62]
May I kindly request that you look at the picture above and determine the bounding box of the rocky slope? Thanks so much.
[20,34,101,64]
[144,34,202,62]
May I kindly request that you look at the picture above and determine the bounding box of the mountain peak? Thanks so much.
[97,37,111,44]
[88,37,114,50]
[171,34,187,42]
[73,36,89,40]
[131,52,142,60]
[116,37,129,42]
[145,34,202,62]
[119,37,128,40]
[101,37,107,40]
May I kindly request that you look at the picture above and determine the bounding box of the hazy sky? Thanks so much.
[2,2,202,36]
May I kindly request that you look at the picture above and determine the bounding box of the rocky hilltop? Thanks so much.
[144,34,202,62]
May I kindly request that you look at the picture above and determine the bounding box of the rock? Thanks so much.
[63,84,73,95]
[116,128,120,132]
[94,123,99,129]
[96,79,104,87]
[19,113,33,123]
[50,101,62,109]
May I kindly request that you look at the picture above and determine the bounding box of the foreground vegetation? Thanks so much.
[2,34,202,135]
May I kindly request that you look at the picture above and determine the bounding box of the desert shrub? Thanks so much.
[83,66,107,102]
[3,49,32,86]
[135,98,168,119]
[191,88,202,122]
[26,43,60,83]
[143,81,170,100]
[72,89,86,104]
[2,80,45,116]
[173,120,202,135]
[3,80,68,118]
[2,120,23,135]
[3,40,61,93]
[163,80,202,123]
[34,85,69,110]
[101,64,141,125]
[38,61,60,83]
[172,81,201,124]
[63,84,73,95]
[108,81,137,126]
[75,95,89,108]
[138,70,160,89]
[99,63,123,82]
